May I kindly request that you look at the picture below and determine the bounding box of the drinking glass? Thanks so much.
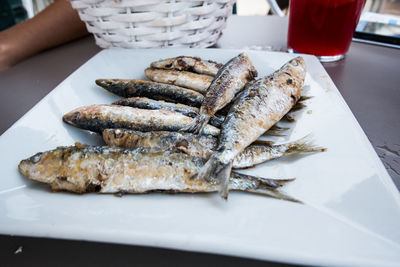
[287,0,366,62]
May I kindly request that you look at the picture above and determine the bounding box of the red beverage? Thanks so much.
[288,0,366,59]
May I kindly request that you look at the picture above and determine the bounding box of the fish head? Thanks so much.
[18,149,65,185]
[287,56,306,76]
[62,110,80,126]
[18,147,92,193]
[95,79,114,88]
[282,56,307,98]
[62,105,103,127]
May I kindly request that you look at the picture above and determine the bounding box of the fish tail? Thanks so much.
[248,188,302,203]
[232,172,294,189]
[286,134,326,155]
[230,172,300,203]
[217,161,233,200]
[180,113,210,135]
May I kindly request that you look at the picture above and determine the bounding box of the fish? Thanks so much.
[112,98,291,132]
[18,145,299,202]
[145,68,213,94]
[150,56,223,76]
[62,104,220,136]
[113,97,225,128]
[180,53,257,134]
[113,97,199,118]
[102,129,324,169]
[232,135,326,169]
[196,56,306,199]
[95,79,204,107]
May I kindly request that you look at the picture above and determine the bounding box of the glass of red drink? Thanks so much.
[287,0,366,62]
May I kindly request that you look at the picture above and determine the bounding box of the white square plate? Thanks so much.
[1,49,400,266]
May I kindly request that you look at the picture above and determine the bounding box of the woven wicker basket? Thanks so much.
[70,0,235,48]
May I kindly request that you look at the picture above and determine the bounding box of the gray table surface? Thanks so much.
[1,16,399,266]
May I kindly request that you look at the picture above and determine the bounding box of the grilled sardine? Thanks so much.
[96,79,204,107]
[145,68,213,94]
[181,53,257,134]
[197,56,306,198]
[62,104,220,136]
[150,56,223,76]
[113,97,199,118]
[18,145,298,202]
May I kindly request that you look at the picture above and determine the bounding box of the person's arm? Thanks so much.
[0,0,89,71]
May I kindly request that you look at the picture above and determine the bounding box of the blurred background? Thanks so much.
[1,0,399,32]
[236,0,400,16]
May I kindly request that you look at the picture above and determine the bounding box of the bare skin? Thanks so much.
[0,0,89,71]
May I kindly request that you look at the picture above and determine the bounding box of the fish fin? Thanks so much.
[194,154,220,181]
[286,134,326,155]
[246,188,302,203]
[262,125,289,137]
[283,113,295,122]
[230,172,300,203]
[180,113,210,135]
[247,175,299,203]
[232,172,294,189]
[217,161,233,200]
[290,101,307,112]
[299,95,313,102]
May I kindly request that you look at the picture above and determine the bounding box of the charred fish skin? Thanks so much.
[197,56,306,198]
[62,104,220,136]
[145,68,213,94]
[181,53,258,134]
[18,145,299,202]
[150,56,223,76]
[113,97,200,118]
[96,79,204,107]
